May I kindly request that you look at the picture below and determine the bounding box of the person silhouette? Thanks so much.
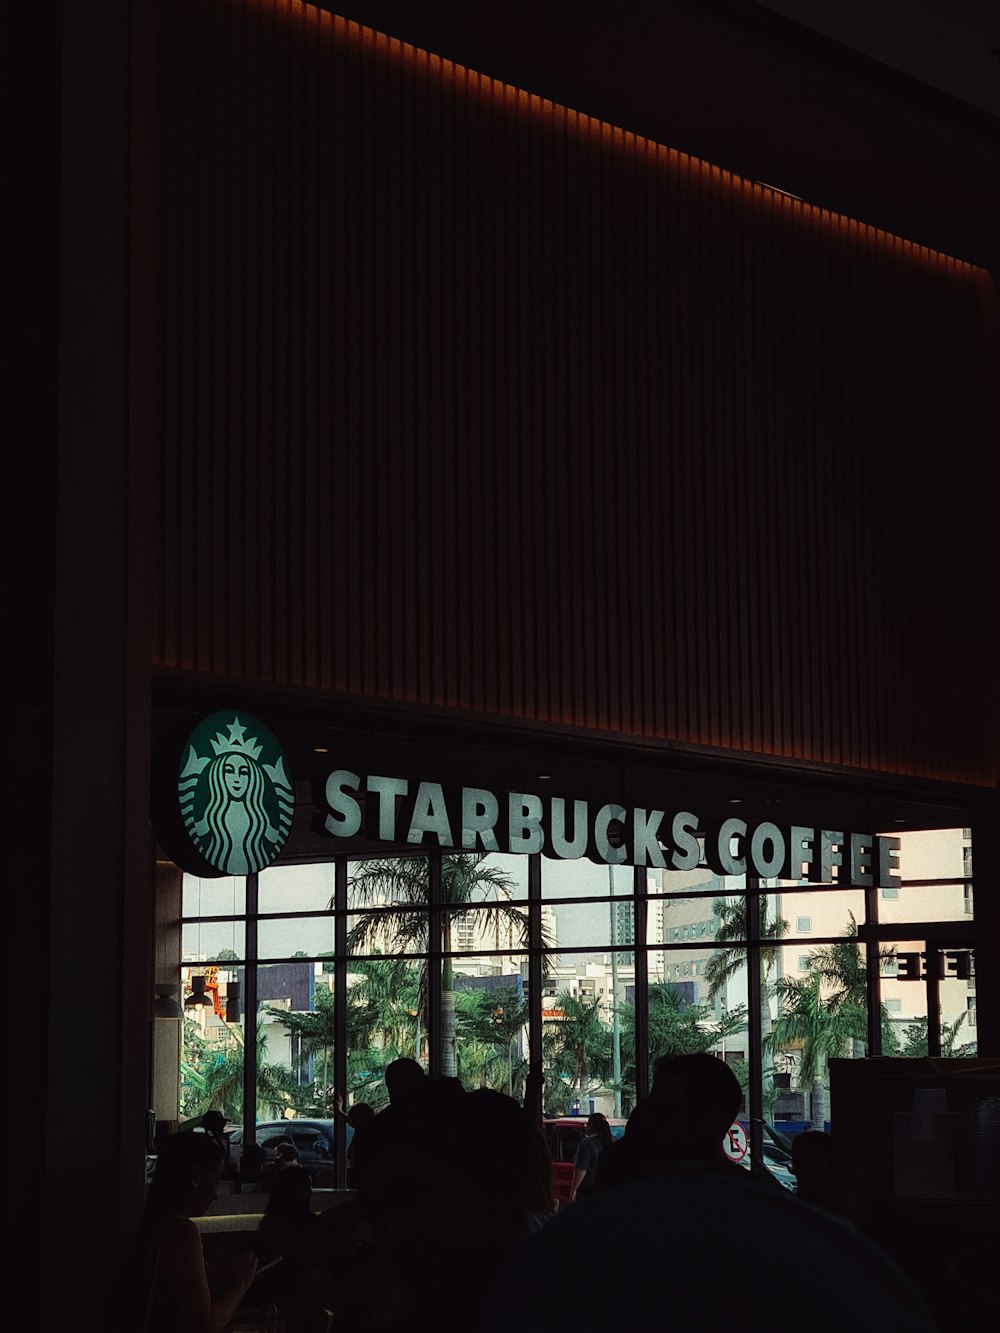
[598,1053,761,1191]
[131,1133,257,1333]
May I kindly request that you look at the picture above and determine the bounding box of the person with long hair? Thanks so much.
[131,1133,257,1333]
[569,1112,613,1202]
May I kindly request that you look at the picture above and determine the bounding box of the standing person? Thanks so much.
[199,1108,233,1176]
[131,1133,257,1333]
[569,1113,613,1203]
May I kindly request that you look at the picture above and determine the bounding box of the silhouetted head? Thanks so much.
[460,1090,553,1215]
[347,1101,376,1129]
[202,1109,226,1135]
[238,1143,267,1179]
[792,1130,835,1204]
[264,1165,313,1219]
[144,1132,226,1223]
[586,1112,613,1149]
[385,1056,428,1105]
[648,1053,743,1153]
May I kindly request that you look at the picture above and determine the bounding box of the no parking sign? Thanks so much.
[724,1122,748,1162]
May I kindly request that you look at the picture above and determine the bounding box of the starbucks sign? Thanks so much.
[177,712,294,874]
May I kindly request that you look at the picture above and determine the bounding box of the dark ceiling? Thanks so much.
[325,0,1000,272]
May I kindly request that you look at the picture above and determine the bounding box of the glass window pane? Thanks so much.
[542,858,630,900]
[456,851,529,901]
[259,862,334,913]
[547,901,634,954]
[443,903,530,956]
[454,972,529,1096]
[879,942,977,1058]
[880,940,927,1053]
[180,963,245,1125]
[182,874,245,916]
[646,866,729,898]
[940,947,977,1057]
[182,920,245,963]
[879,884,973,924]
[348,854,429,910]
[890,827,970,881]
[540,949,633,1121]
[258,915,334,960]
[654,893,743,949]
[255,964,334,1165]
[347,957,425,1108]
[347,909,429,955]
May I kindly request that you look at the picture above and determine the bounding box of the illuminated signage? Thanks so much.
[313,770,901,886]
[177,712,294,875]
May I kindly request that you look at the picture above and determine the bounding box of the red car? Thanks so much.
[543,1117,628,1207]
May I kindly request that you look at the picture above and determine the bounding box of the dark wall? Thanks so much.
[146,0,996,786]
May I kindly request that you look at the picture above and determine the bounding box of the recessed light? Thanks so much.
[314,746,329,754]
[729,798,742,805]
[537,774,552,781]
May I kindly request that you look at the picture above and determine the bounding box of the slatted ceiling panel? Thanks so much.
[151,0,993,785]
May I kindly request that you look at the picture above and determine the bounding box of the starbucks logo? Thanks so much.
[178,712,294,874]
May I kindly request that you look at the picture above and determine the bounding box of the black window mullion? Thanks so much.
[633,864,648,1104]
[427,848,442,1079]
[746,874,764,1174]
[864,880,882,1056]
[333,858,348,1189]
[243,872,259,1147]
[527,853,542,1123]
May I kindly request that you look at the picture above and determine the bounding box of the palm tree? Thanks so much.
[617,983,749,1107]
[340,854,532,1077]
[898,1013,977,1058]
[454,985,529,1095]
[184,1020,297,1121]
[704,895,788,1102]
[807,914,898,1056]
[544,991,612,1110]
[770,971,867,1125]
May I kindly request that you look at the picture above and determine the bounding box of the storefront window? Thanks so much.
[170,817,975,1177]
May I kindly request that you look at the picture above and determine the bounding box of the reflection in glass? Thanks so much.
[880,942,978,1058]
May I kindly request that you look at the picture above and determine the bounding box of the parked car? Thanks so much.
[227,1119,336,1187]
[543,1116,627,1207]
[544,1116,797,1202]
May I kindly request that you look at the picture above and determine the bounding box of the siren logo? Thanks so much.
[178,713,294,874]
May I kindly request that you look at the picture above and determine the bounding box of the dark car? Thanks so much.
[228,1118,336,1187]
[543,1116,628,1208]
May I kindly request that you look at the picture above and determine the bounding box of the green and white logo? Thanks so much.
[178,712,294,874]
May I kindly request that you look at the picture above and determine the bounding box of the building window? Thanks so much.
[881,887,899,900]
[797,956,812,972]
[796,917,812,933]
[884,998,902,1012]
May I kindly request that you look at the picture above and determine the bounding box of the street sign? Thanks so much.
[724,1122,748,1162]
